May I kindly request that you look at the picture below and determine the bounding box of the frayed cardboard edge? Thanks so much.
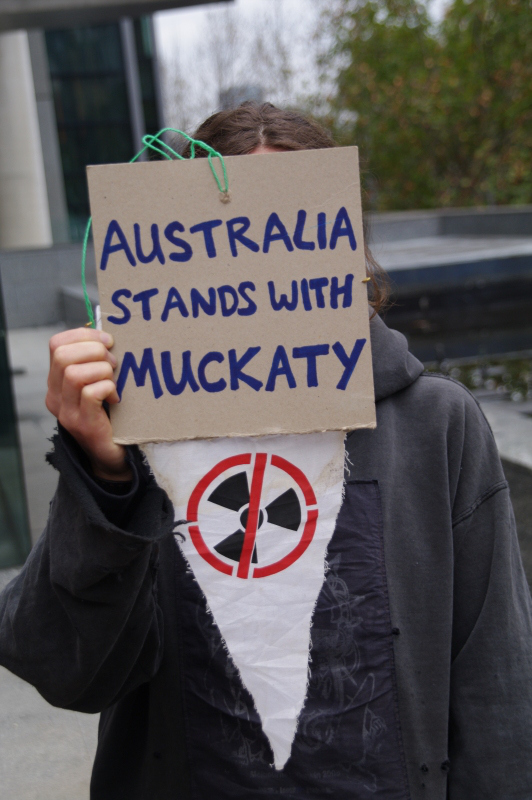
[115,419,376,446]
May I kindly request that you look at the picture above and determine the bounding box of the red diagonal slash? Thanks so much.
[237,453,267,579]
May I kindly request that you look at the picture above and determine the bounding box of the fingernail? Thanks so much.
[100,332,113,346]
[109,352,118,367]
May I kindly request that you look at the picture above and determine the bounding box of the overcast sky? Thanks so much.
[154,0,451,62]
[154,0,316,62]
[153,0,321,128]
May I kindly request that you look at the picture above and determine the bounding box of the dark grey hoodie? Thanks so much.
[348,316,532,798]
[1,315,531,799]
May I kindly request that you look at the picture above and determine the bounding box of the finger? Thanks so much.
[49,328,113,362]
[67,380,125,475]
[80,380,120,415]
[59,378,118,437]
[106,390,121,405]
[61,361,115,409]
[49,341,117,395]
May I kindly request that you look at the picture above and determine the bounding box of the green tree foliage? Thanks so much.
[322,0,532,210]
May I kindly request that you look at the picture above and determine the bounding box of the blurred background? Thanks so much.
[0,0,531,797]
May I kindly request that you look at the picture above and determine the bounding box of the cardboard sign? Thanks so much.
[87,147,375,444]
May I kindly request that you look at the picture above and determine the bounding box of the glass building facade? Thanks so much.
[45,17,161,240]
[0,16,162,569]
[134,17,160,135]
[0,277,31,569]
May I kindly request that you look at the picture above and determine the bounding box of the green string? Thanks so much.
[81,129,229,328]
[81,215,94,327]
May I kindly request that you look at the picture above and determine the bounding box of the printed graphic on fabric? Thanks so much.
[187,453,318,580]
[211,474,301,564]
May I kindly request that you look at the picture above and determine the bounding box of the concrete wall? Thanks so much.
[0,30,52,250]
[0,242,96,328]
[27,30,70,244]
[367,205,532,245]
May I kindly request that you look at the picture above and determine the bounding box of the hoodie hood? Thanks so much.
[370,314,424,402]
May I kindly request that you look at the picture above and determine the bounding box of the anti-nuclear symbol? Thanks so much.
[186,453,319,579]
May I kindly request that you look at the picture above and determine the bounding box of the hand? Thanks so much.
[46,328,132,481]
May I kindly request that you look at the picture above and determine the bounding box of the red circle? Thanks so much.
[185,453,318,579]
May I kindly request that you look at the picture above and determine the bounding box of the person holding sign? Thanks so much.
[1,103,532,800]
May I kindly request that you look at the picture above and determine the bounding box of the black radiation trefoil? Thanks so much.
[208,472,250,512]
[187,453,318,579]
[209,472,302,564]
[265,489,301,531]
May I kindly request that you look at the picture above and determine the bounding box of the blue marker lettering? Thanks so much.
[226,217,260,257]
[265,346,296,392]
[132,288,159,321]
[237,281,257,316]
[309,277,329,308]
[161,350,199,395]
[189,219,222,258]
[198,352,226,393]
[330,207,357,251]
[268,280,298,311]
[134,223,165,264]
[292,344,330,387]
[100,219,136,270]
[301,279,312,311]
[108,289,132,325]
[317,212,327,250]
[161,287,189,321]
[164,221,193,263]
[330,274,354,309]
[293,210,315,251]
[191,287,216,318]
[332,339,366,390]
[218,285,239,317]
[263,212,294,253]
[116,348,163,399]
[228,347,262,391]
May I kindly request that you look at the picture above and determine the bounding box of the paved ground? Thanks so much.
[1,324,532,799]
[2,325,98,800]
[0,635,98,800]
[6,324,63,543]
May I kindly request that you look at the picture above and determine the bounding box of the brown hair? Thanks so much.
[182,102,389,315]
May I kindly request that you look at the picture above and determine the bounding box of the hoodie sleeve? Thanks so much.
[447,397,532,798]
[0,431,175,713]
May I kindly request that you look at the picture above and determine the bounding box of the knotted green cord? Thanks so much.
[81,129,229,328]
